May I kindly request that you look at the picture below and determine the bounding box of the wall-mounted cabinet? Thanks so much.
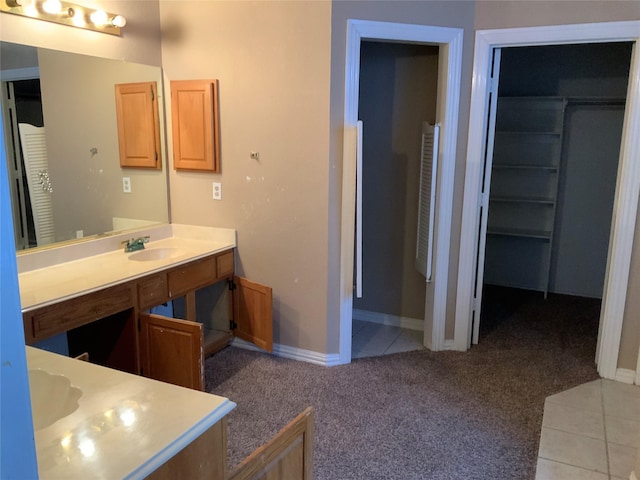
[114,81,161,169]
[484,97,567,296]
[170,79,220,172]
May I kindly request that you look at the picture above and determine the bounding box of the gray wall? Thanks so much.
[353,42,438,321]
[330,0,477,343]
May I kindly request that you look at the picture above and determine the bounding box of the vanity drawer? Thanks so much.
[29,283,135,340]
[216,251,234,279]
[138,273,169,310]
[168,256,217,298]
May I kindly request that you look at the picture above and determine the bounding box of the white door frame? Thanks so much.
[339,20,463,364]
[455,21,640,381]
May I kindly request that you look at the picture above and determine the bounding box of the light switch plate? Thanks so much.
[122,177,131,193]
[212,182,222,200]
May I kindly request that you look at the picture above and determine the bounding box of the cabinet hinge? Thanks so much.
[155,151,158,163]
[150,87,154,101]
[230,320,237,330]
[228,279,236,291]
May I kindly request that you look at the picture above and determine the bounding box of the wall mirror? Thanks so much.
[0,41,169,252]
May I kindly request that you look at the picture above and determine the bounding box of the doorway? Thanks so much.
[455,21,640,381]
[351,41,438,358]
[479,43,631,363]
[339,20,464,364]
[1,78,43,250]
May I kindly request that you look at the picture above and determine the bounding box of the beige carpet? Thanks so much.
[206,286,600,479]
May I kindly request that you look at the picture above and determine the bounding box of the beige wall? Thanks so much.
[474,0,640,30]
[474,0,640,381]
[159,1,333,353]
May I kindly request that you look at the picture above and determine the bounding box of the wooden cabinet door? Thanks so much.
[139,313,204,391]
[170,79,220,172]
[228,407,314,480]
[232,276,273,352]
[115,81,161,169]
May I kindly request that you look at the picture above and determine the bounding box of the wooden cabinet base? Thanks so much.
[147,419,227,480]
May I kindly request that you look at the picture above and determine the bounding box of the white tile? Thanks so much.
[352,349,374,359]
[603,381,640,421]
[602,379,640,399]
[538,427,608,473]
[535,458,608,480]
[605,415,640,448]
[542,402,605,440]
[352,319,368,336]
[352,323,402,356]
[384,329,425,355]
[545,380,603,413]
[607,442,637,479]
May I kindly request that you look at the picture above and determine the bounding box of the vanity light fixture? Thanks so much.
[1,0,126,35]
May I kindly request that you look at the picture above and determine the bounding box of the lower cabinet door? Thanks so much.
[233,276,273,353]
[139,313,204,391]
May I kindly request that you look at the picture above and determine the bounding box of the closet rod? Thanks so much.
[566,97,626,106]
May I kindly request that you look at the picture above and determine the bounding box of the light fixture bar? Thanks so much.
[1,0,126,36]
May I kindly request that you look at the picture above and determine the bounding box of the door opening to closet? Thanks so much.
[351,41,439,359]
[1,78,44,251]
[477,42,633,364]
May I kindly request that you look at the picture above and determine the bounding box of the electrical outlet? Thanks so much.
[122,177,131,193]
[212,182,222,200]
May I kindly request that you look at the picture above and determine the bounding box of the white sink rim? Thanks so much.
[29,369,82,430]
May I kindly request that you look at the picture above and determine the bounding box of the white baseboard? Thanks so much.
[352,309,424,331]
[615,368,637,385]
[443,340,455,351]
[231,338,342,367]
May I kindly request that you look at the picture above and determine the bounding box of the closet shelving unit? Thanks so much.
[485,96,567,297]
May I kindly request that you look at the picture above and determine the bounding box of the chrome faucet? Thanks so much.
[122,236,150,253]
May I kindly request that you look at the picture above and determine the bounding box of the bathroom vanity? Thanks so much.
[19,224,272,391]
[27,346,314,480]
[26,345,235,479]
[20,225,313,479]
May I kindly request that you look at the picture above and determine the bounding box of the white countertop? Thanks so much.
[19,224,236,312]
[27,346,236,479]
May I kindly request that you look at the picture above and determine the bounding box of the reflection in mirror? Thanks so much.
[0,42,169,252]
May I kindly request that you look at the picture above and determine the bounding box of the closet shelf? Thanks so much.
[487,227,552,240]
[490,195,556,205]
[492,163,558,172]
[495,130,562,137]
[485,96,567,298]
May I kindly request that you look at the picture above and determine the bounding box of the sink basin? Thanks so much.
[128,247,179,262]
[28,369,82,430]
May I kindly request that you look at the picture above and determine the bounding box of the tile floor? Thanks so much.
[536,379,640,480]
[351,319,425,359]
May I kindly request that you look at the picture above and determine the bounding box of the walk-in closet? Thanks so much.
[480,42,633,345]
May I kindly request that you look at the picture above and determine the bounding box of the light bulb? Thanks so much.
[111,15,126,28]
[66,6,86,26]
[42,0,62,14]
[19,0,37,16]
[89,9,107,26]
